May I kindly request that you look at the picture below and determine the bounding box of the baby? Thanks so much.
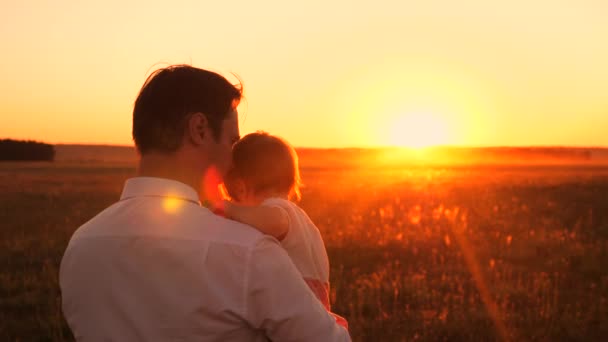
[221,132,347,328]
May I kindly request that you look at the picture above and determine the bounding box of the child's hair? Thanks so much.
[224,131,301,201]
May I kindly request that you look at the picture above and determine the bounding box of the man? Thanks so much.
[60,65,350,341]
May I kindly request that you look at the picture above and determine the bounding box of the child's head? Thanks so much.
[224,131,301,205]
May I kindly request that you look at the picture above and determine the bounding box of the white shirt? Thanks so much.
[60,177,350,342]
[261,198,332,309]
[262,198,329,284]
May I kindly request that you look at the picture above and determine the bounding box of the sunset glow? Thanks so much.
[386,113,451,148]
[1,1,607,147]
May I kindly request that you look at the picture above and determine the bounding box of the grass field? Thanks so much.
[1,158,607,341]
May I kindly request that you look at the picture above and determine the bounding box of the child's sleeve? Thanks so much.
[260,198,293,242]
[225,199,290,240]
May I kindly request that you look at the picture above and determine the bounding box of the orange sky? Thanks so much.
[1,1,607,148]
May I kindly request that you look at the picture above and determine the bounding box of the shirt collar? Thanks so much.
[120,177,202,205]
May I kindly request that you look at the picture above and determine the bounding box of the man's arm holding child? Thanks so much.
[245,236,351,341]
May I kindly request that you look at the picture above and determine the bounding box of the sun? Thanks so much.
[387,112,451,148]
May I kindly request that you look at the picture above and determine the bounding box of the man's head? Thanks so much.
[133,65,242,176]
[223,132,301,205]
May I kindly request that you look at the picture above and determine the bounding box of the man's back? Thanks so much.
[60,178,350,341]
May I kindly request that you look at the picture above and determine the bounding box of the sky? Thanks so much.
[1,0,607,148]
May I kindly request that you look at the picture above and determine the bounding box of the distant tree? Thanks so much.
[0,139,55,161]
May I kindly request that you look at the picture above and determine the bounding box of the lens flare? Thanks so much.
[202,165,224,211]
[162,197,182,214]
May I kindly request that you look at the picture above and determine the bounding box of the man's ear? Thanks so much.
[187,112,209,146]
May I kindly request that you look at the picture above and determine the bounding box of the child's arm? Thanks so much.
[224,201,289,240]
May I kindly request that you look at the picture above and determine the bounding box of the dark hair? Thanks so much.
[225,132,302,201]
[132,64,242,154]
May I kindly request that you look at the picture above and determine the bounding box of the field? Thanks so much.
[1,150,608,341]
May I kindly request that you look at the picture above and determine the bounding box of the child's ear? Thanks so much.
[224,178,246,202]
[233,179,247,200]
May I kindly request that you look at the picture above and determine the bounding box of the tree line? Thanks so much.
[0,139,55,161]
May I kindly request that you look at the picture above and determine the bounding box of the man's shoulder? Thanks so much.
[194,210,269,247]
[68,200,270,249]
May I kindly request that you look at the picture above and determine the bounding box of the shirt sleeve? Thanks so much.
[244,236,351,342]
[260,198,293,242]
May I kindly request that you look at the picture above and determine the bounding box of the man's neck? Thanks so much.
[137,152,204,197]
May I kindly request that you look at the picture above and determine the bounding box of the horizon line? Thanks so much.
[52,142,608,149]
[3,137,607,149]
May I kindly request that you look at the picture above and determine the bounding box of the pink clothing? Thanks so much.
[305,278,331,310]
[303,278,348,330]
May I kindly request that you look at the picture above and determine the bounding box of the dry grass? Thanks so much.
[1,161,607,341]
